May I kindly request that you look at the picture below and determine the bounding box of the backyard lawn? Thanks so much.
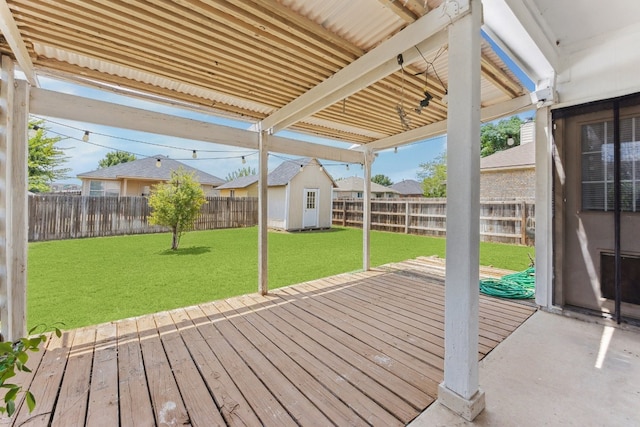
[28,226,535,330]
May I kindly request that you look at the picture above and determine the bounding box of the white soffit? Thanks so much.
[482,0,556,83]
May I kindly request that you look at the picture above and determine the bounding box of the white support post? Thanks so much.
[0,55,14,341]
[258,130,269,295]
[535,106,553,308]
[362,149,374,271]
[438,0,485,421]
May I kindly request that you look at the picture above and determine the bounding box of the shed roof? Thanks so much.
[480,142,535,171]
[77,155,225,186]
[218,158,335,189]
[390,179,423,195]
[335,177,399,194]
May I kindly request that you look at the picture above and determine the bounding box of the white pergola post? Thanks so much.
[258,130,269,295]
[0,56,29,341]
[535,105,553,308]
[438,0,485,421]
[362,148,374,271]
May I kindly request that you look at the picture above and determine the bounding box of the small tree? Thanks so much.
[225,166,257,181]
[148,168,206,250]
[28,120,70,193]
[417,152,447,198]
[371,174,393,187]
[99,150,136,168]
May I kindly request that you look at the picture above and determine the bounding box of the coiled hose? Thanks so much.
[479,267,535,299]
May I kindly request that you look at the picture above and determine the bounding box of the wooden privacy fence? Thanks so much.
[332,198,535,246]
[28,195,259,242]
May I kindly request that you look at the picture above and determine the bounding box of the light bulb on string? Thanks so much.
[299,164,304,172]
[319,166,324,172]
[346,164,350,171]
[156,158,162,168]
[82,131,90,142]
[394,147,398,154]
[241,156,246,164]
[192,150,197,159]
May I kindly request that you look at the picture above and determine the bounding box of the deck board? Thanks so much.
[6,258,536,426]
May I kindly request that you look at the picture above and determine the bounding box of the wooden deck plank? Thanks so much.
[136,315,190,426]
[199,301,335,426]
[15,257,536,427]
[272,288,434,414]
[86,323,118,427]
[51,327,96,427]
[0,332,50,426]
[183,305,297,427]
[218,298,370,426]
[282,281,446,385]
[116,318,155,427]
[234,293,404,426]
[154,311,227,426]
[169,308,263,426]
[240,292,418,424]
[12,329,76,426]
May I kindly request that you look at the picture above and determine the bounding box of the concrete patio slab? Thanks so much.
[409,310,640,426]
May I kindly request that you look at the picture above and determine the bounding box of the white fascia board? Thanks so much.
[30,88,362,164]
[257,1,470,133]
[482,0,557,84]
[367,94,533,151]
[0,2,38,86]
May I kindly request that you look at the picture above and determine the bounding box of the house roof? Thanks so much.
[480,142,536,171]
[77,155,225,186]
[217,158,336,190]
[390,179,423,195]
[335,177,399,194]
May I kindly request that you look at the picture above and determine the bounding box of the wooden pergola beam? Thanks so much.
[0,1,38,86]
[29,88,364,164]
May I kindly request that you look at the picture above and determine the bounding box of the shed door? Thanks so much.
[303,189,319,228]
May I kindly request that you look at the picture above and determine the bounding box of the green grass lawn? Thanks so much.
[28,226,535,330]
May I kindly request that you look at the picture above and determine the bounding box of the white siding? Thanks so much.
[268,186,287,230]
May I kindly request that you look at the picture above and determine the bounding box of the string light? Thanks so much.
[319,165,324,172]
[82,131,90,142]
[156,158,162,168]
[242,156,246,164]
[192,150,197,159]
[394,147,398,154]
[346,164,350,171]
[299,164,304,172]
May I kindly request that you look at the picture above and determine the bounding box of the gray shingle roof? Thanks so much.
[216,174,258,189]
[77,155,225,185]
[480,142,535,171]
[390,179,423,195]
[335,176,399,194]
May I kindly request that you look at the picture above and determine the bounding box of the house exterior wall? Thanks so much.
[286,162,333,230]
[218,183,258,198]
[332,190,396,199]
[268,186,287,229]
[81,178,217,197]
[479,168,535,200]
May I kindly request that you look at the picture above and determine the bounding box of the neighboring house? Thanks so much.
[333,176,399,199]
[217,158,335,231]
[480,120,535,200]
[77,155,225,197]
[390,179,424,198]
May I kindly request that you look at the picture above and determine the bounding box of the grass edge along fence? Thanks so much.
[28,195,259,242]
[332,198,535,246]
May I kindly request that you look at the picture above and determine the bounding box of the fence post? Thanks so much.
[342,199,347,226]
[520,200,527,245]
[405,200,409,234]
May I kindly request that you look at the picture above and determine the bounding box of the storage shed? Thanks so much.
[217,158,335,231]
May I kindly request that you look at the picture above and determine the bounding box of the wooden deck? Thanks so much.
[4,257,536,426]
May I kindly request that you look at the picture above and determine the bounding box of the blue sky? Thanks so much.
[36,30,532,186]
[36,77,448,185]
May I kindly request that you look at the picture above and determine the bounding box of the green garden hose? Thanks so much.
[479,267,535,299]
